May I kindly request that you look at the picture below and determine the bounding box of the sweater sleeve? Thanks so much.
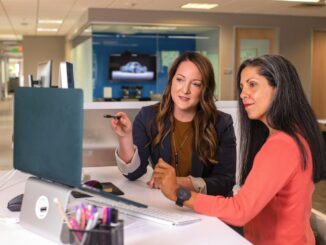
[194,133,301,226]
[115,145,141,175]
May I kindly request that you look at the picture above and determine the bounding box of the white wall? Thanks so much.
[22,36,65,87]
[71,37,93,102]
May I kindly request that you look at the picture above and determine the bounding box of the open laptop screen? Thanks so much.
[13,87,83,187]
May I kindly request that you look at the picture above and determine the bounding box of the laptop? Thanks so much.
[13,88,147,243]
[13,87,83,243]
[14,87,83,187]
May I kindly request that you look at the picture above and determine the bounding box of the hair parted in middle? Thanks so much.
[151,51,220,164]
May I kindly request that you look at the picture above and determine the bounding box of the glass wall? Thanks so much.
[72,24,219,102]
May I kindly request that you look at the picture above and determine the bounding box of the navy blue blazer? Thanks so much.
[125,104,236,196]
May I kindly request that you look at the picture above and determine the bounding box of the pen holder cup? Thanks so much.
[69,220,124,245]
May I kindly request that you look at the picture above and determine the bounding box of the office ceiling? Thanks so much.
[0,0,326,40]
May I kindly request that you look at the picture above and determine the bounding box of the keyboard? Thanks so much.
[85,197,201,226]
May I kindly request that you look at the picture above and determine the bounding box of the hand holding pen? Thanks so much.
[109,112,132,137]
[108,112,134,163]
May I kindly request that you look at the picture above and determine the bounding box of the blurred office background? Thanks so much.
[0,0,325,223]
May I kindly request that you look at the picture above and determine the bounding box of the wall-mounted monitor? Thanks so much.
[109,53,156,81]
[58,61,74,88]
[36,60,52,87]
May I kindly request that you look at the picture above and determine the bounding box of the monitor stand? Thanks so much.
[20,176,73,244]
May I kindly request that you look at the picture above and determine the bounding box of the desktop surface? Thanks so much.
[0,166,251,245]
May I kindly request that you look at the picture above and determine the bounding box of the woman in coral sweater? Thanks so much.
[153,54,326,245]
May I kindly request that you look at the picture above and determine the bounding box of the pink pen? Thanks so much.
[101,207,107,225]
[70,216,82,241]
[79,207,86,230]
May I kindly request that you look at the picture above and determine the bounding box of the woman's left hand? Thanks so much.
[153,158,178,201]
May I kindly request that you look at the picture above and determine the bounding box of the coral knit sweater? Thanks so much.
[194,131,315,245]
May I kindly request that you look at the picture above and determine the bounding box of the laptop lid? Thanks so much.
[13,87,83,187]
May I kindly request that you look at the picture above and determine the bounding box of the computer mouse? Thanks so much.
[84,180,103,190]
[7,193,24,212]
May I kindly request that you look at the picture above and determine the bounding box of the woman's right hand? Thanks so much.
[110,112,132,138]
[110,112,135,163]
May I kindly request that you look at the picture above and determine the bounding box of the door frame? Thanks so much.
[234,27,279,98]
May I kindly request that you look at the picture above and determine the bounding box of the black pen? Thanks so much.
[103,114,121,120]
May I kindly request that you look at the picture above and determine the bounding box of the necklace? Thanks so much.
[172,130,190,176]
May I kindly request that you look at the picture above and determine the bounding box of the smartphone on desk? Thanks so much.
[102,182,124,195]
[73,181,124,198]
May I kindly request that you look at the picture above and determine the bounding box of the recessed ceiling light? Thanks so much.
[181,3,218,9]
[275,0,319,2]
[37,28,58,32]
[38,20,63,24]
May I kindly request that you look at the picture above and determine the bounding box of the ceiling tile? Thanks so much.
[0,0,325,38]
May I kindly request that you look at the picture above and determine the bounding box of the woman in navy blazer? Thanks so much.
[111,52,236,196]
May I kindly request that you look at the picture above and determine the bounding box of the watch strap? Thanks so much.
[176,197,184,207]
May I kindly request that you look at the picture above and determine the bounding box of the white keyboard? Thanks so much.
[85,197,201,226]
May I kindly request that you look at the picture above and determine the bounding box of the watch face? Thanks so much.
[177,187,191,201]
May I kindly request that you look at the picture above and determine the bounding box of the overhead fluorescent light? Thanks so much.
[0,34,22,40]
[275,0,319,2]
[181,3,218,9]
[37,28,58,32]
[38,19,63,24]
[132,26,177,31]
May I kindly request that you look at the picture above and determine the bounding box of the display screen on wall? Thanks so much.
[109,53,156,81]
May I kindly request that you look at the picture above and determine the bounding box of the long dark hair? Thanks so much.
[237,54,326,184]
[152,51,219,164]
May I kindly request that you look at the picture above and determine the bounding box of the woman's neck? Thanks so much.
[268,128,278,137]
[173,109,195,122]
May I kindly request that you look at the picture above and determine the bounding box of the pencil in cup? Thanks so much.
[53,198,82,244]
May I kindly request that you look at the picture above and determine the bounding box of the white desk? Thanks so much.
[0,167,251,245]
